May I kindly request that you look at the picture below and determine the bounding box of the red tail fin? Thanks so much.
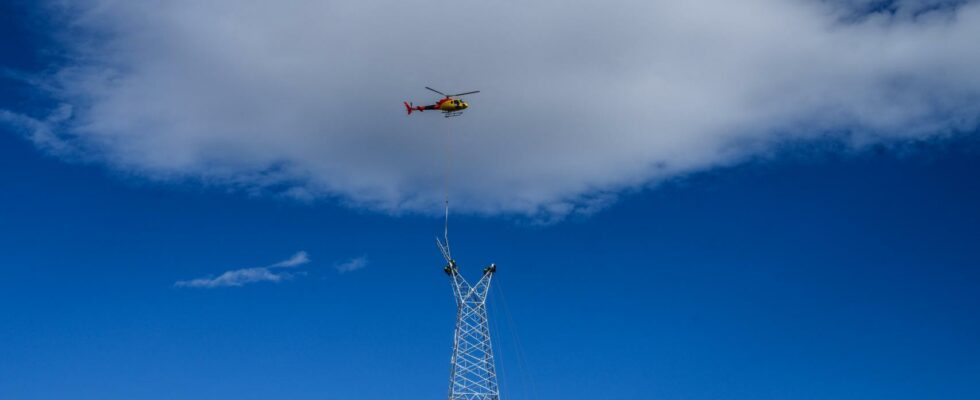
[404,101,413,115]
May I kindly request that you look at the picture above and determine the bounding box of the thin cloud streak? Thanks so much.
[334,256,368,274]
[269,251,310,268]
[175,251,310,288]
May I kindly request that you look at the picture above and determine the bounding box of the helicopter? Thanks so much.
[404,87,480,117]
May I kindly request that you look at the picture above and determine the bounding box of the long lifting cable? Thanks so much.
[440,118,453,259]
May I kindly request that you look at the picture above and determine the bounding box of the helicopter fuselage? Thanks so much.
[407,97,468,114]
[405,87,478,116]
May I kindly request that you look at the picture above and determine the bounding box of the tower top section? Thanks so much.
[444,260,496,277]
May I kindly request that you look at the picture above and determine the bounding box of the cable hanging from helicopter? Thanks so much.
[403,87,480,258]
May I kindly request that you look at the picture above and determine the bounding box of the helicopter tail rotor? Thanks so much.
[404,101,414,115]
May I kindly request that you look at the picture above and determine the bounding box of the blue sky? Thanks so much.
[3,1,980,399]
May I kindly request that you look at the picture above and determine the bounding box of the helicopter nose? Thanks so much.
[462,102,469,109]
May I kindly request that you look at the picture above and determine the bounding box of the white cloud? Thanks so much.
[175,251,310,288]
[174,266,292,289]
[8,0,980,218]
[269,251,310,268]
[0,104,73,155]
[334,256,368,274]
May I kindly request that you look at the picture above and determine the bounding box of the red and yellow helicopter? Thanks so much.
[404,87,480,118]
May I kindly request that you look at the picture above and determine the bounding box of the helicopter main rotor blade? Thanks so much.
[425,87,448,97]
[449,90,480,97]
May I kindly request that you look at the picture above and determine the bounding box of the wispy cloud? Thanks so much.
[268,251,310,268]
[175,251,310,288]
[334,256,368,274]
[0,105,73,155]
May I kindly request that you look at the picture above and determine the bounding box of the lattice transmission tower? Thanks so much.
[438,239,500,400]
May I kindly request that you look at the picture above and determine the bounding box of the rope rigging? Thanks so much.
[436,119,454,262]
[495,281,539,399]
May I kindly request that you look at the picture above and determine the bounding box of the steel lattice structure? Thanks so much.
[441,255,500,400]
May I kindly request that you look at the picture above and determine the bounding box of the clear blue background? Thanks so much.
[2,2,979,399]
